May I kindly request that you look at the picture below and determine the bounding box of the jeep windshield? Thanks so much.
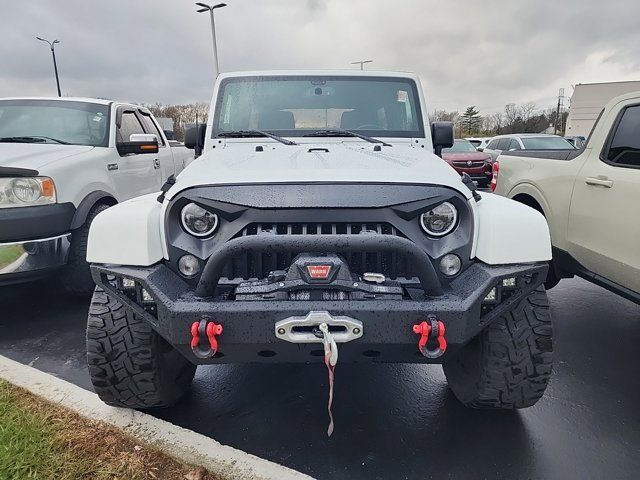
[0,99,110,147]
[213,76,424,139]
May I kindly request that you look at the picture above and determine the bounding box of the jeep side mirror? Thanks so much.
[116,134,159,156]
[185,124,207,158]
[431,122,454,157]
[477,147,484,152]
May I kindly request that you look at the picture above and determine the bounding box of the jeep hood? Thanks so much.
[167,143,472,200]
[0,143,95,171]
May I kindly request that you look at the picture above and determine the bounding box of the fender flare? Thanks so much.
[70,191,117,229]
[506,183,551,218]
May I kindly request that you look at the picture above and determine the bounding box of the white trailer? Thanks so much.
[565,81,640,137]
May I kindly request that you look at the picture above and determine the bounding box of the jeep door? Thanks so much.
[113,108,163,199]
[567,102,640,293]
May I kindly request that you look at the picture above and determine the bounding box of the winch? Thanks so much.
[234,253,403,301]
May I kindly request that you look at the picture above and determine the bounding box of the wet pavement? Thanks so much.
[0,277,639,479]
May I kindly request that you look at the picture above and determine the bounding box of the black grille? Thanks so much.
[221,222,418,282]
[452,160,486,168]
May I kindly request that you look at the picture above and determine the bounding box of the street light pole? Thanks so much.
[36,37,61,97]
[351,60,373,70]
[196,2,227,78]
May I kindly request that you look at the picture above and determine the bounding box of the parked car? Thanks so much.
[0,97,192,294]
[85,71,553,416]
[465,137,492,151]
[492,91,640,304]
[441,139,492,187]
[483,134,575,162]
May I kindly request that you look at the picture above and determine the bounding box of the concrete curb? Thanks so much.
[0,355,313,480]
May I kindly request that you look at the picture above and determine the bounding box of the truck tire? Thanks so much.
[443,286,552,409]
[87,287,196,409]
[59,203,110,296]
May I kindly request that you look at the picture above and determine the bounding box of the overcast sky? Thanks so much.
[1,0,639,114]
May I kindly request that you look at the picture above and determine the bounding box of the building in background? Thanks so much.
[565,81,640,137]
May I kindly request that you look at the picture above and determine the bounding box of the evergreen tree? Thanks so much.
[461,106,481,135]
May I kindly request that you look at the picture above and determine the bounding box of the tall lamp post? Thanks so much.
[351,60,373,70]
[36,37,62,97]
[196,2,227,77]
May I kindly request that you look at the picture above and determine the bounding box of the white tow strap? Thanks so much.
[319,322,338,437]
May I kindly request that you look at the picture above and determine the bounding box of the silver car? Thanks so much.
[483,134,575,162]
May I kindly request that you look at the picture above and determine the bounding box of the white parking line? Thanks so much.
[0,355,314,480]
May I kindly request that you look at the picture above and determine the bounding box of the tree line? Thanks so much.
[144,103,209,141]
[432,103,569,137]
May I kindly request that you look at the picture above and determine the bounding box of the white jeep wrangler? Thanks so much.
[0,97,191,294]
[86,71,553,414]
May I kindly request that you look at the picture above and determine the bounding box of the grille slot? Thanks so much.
[221,223,417,282]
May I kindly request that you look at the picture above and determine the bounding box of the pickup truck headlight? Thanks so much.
[181,202,218,237]
[0,177,56,208]
[420,202,458,237]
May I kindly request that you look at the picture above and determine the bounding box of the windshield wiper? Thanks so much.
[0,136,70,145]
[302,129,392,147]
[217,130,297,146]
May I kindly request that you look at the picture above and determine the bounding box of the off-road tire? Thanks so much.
[87,287,196,409]
[59,203,110,296]
[443,286,552,409]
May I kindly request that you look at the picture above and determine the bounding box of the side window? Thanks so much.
[606,105,640,168]
[139,113,166,146]
[497,138,511,150]
[486,139,500,150]
[508,138,521,150]
[118,111,145,143]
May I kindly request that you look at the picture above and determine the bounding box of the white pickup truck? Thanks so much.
[0,97,192,294]
[492,91,640,304]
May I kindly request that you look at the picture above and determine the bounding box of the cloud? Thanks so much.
[0,0,638,114]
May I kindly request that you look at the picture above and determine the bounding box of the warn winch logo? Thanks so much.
[306,265,332,279]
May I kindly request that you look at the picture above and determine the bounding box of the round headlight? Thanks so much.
[12,178,42,203]
[420,202,458,237]
[439,253,462,276]
[181,203,218,237]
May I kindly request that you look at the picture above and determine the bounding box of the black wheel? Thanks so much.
[443,286,552,409]
[87,287,196,409]
[59,203,110,296]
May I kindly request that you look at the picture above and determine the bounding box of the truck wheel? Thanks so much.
[87,287,196,409]
[59,203,110,296]
[443,286,552,409]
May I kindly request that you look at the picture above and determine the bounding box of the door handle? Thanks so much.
[585,177,613,188]
[153,158,161,169]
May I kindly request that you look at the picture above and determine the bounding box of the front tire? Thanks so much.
[87,287,196,409]
[443,286,552,409]
[59,203,110,296]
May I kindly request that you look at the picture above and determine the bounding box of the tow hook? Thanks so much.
[412,315,447,359]
[190,318,223,359]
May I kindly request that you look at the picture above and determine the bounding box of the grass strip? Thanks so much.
[0,379,219,480]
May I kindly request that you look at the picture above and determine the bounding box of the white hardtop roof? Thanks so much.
[0,96,115,105]
[218,70,420,80]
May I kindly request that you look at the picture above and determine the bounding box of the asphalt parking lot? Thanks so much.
[1,277,638,480]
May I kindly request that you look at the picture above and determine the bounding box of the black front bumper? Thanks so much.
[91,261,547,364]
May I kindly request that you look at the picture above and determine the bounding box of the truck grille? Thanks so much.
[221,222,419,282]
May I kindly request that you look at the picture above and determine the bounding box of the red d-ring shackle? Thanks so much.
[412,315,447,359]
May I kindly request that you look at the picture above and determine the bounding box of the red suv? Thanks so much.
[441,139,493,187]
